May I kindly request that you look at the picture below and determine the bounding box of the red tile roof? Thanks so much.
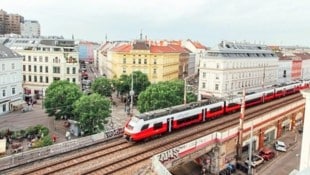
[111,43,132,52]
[188,39,207,50]
[294,53,310,60]
[150,44,188,53]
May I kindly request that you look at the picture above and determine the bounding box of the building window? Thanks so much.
[153,68,157,74]
[123,58,126,64]
[72,78,76,83]
[28,65,31,72]
[72,67,76,74]
[28,56,31,62]
[133,59,136,64]
[67,67,70,74]
[138,59,141,64]
[202,82,206,88]
[34,65,37,72]
[2,64,5,71]
[67,78,70,81]
[144,59,147,64]
[33,56,37,62]
[216,63,220,69]
[28,75,32,82]
[283,70,287,78]
[2,104,6,112]
[53,66,60,73]
[23,56,25,61]
[40,66,42,72]
[40,76,43,82]
[53,77,60,81]
[2,89,6,97]
[39,56,43,62]
[34,76,37,82]
[215,84,219,90]
[46,76,49,83]
[123,67,126,74]
[45,56,48,62]
[45,66,48,73]
[23,75,26,81]
[23,65,26,71]
[154,59,157,64]
[203,72,206,78]
[12,88,15,95]
[216,74,219,80]
[11,63,15,69]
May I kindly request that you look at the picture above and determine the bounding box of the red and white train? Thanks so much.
[124,81,310,142]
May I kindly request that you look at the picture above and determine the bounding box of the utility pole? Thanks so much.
[237,88,246,160]
[129,73,134,117]
[248,122,254,175]
[184,78,187,104]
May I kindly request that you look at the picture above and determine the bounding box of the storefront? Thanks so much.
[264,127,276,145]
[281,119,291,134]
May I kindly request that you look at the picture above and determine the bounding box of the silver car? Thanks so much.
[275,140,287,152]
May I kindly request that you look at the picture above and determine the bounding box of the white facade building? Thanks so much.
[0,44,23,115]
[3,37,79,97]
[21,20,40,37]
[302,59,310,80]
[182,39,208,75]
[277,59,292,84]
[199,41,278,99]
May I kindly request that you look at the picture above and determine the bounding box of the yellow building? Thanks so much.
[107,40,188,83]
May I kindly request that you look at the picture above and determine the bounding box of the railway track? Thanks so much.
[6,93,303,175]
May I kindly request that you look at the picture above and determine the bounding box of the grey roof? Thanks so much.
[0,44,21,58]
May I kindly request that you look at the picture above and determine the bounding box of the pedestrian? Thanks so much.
[65,131,71,140]
[52,134,57,143]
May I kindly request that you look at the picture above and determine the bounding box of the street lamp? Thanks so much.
[129,73,134,116]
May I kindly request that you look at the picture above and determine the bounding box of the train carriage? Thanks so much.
[124,81,310,142]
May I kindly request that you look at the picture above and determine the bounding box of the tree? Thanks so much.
[137,80,197,113]
[91,77,113,97]
[73,93,111,135]
[44,80,82,119]
[114,71,150,99]
[137,80,184,113]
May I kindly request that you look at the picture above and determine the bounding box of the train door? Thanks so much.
[167,118,173,132]
[202,109,206,122]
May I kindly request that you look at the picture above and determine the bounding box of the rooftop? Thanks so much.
[0,44,21,58]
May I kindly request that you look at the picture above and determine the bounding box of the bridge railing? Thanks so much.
[0,127,124,171]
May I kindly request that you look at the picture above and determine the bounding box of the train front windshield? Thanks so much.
[126,116,140,130]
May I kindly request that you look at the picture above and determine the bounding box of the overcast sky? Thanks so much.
[2,0,310,47]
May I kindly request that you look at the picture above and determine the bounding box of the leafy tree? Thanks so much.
[115,71,150,98]
[73,93,111,135]
[91,77,113,97]
[137,80,197,112]
[44,80,82,119]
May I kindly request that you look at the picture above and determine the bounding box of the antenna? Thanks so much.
[140,29,143,40]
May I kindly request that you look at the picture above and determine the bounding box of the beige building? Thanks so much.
[0,9,24,35]
[106,40,189,83]
[3,37,79,97]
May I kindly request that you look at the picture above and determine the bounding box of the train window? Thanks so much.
[210,106,222,112]
[177,115,199,125]
[141,124,149,131]
[227,103,238,107]
[154,122,163,130]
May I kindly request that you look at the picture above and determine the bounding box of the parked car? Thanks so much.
[275,140,287,152]
[245,154,264,168]
[259,147,275,161]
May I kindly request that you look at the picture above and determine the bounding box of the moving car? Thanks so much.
[275,140,287,152]
[245,154,264,168]
[259,147,275,161]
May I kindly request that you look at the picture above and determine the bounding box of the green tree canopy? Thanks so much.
[91,77,113,97]
[114,71,150,97]
[137,80,197,113]
[73,93,111,135]
[44,80,82,119]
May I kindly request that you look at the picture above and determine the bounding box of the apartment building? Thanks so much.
[0,9,24,35]
[21,20,40,37]
[199,41,278,99]
[107,40,189,83]
[0,44,23,115]
[3,37,80,97]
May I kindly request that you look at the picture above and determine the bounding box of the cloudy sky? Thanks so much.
[2,0,310,46]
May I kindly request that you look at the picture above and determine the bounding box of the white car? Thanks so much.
[245,155,264,168]
[275,140,287,152]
